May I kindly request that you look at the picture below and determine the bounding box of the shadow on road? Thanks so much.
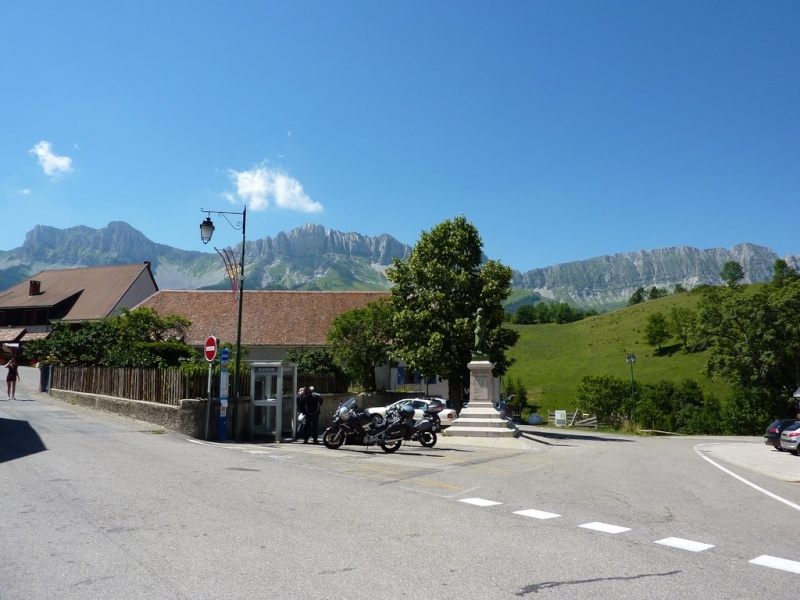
[0,417,47,464]
[518,428,635,446]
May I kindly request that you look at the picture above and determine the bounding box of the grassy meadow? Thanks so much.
[505,289,734,416]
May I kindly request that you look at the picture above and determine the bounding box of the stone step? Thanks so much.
[451,417,512,425]
[444,426,520,438]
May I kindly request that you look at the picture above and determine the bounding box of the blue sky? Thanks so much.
[2,1,798,272]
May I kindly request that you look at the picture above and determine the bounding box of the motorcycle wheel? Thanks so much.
[419,431,437,448]
[380,439,402,453]
[322,427,346,450]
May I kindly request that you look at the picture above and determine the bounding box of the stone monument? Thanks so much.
[444,309,519,438]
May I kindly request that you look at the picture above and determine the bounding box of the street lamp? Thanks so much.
[200,206,246,440]
[626,353,636,426]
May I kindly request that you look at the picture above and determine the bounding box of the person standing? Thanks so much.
[302,386,324,444]
[5,357,20,400]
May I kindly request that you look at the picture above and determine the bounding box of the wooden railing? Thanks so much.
[48,365,342,405]
[50,366,224,406]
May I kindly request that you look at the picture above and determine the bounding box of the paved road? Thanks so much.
[1,367,798,599]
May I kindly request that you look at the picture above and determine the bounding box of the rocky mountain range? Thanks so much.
[0,221,797,310]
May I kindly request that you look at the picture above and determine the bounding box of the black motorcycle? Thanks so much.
[322,398,415,453]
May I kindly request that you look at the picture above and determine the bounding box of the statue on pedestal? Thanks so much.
[472,308,488,359]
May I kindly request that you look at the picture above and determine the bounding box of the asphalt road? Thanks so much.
[1,367,798,599]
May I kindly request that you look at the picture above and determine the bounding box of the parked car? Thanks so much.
[764,418,799,450]
[779,421,800,455]
[368,398,457,428]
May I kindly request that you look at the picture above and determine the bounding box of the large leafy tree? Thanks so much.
[695,279,800,417]
[326,298,394,390]
[387,216,519,410]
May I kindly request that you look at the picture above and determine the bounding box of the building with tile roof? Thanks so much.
[0,263,159,358]
[135,290,389,362]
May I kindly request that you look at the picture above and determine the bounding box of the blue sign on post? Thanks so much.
[218,348,230,441]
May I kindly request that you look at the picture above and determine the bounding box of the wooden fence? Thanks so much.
[48,366,343,406]
[547,410,620,429]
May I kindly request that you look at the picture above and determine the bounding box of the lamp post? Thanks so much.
[200,206,246,440]
[626,353,636,426]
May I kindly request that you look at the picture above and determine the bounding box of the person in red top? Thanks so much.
[5,357,20,400]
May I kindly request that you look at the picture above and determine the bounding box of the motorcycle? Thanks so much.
[322,398,415,453]
[403,401,444,448]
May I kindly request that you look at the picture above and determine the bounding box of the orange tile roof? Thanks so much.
[136,290,389,347]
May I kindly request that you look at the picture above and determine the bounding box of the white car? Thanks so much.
[368,398,458,429]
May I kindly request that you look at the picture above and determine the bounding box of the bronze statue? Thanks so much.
[473,308,487,357]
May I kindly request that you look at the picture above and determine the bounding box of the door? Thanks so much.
[251,365,280,440]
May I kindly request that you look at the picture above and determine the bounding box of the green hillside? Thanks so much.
[505,288,734,414]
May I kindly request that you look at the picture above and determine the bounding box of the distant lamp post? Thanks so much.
[626,353,637,426]
[199,206,246,440]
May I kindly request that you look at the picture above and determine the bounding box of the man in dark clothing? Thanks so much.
[302,386,324,444]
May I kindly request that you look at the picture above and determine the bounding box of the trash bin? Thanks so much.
[39,364,50,392]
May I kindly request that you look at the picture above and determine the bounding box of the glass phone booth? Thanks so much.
[250,362,298,442]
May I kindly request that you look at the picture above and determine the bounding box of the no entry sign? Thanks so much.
[204,336,218,361]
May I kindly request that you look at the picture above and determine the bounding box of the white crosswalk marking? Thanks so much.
[459,497,502,507]
[579,522,631,534]
[655,537,714,552]
[513,508,561,519]
[750,555,800,574]
[456,497,799,573]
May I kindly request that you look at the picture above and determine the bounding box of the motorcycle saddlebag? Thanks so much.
[416,419,433,433]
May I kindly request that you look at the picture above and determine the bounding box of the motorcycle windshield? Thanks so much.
[341,397,358,411]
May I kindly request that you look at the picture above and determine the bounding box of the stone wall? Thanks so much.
[50,389,207,437]
[47,389,426,440]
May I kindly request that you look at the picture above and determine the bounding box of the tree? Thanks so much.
[669,306,705,352]
[576,374,630,419]
[326,298,394,391]
[696,279,800,401]
[720,261,745,287]
[24,307,195,367]
[673,283,688,294]
[513,304,537,325]
[501,375,531,417]
[283,348,349,390]
[647,286,668,300]
[628,287,646,305]
[772,258,799,287]
[645,312,671,350]
[387,216,519,411]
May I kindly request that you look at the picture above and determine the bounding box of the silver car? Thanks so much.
[779,421,800,455]
[368,398,457,428]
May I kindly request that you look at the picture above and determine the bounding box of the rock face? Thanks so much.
[0,222,411,293]
[511,243,791,309]
[0,221,796,310]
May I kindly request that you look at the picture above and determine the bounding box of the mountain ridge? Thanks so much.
[0,221,797,310]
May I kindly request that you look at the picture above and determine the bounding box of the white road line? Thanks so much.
[579,522,631,534]
[513,508,561,519]
[459,497,502,507]
[750,555,800,574]
[655,537,715,552]
[694,444,800,512]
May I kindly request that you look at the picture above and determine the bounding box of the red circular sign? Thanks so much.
[204,336,218,361]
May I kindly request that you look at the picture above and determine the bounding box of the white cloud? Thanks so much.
[227,164,323,213]
[30,141,73,177]
[19,188,31,195]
